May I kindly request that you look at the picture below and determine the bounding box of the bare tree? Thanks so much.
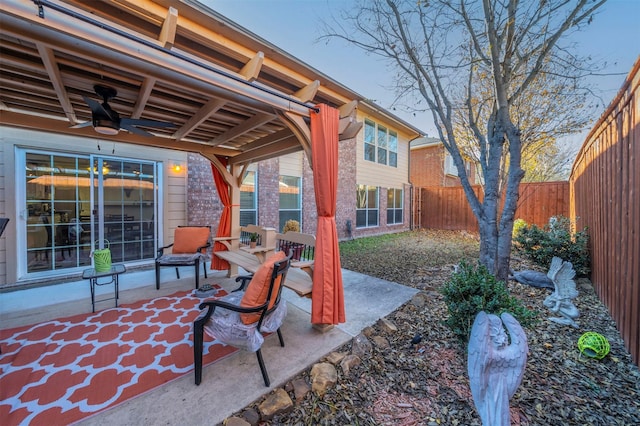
[322,0,605,280]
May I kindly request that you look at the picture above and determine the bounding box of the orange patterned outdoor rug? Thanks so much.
[0,287,235,425]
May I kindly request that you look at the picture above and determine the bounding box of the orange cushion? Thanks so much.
[240,251,287,324]
[172,227,210,254]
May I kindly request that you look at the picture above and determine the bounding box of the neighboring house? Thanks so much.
[0,0,423,289]
[410,137,477,187]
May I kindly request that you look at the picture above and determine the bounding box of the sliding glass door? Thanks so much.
[22,150,159,276]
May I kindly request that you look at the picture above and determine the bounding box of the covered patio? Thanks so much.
[0,0,370,320]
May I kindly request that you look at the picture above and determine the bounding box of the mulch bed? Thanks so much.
[239,229,640,425]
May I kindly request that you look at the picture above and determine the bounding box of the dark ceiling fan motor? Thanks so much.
[71,84,175,136]
[92,85,120,135]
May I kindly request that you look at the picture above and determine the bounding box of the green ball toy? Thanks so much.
[578,332,610,360]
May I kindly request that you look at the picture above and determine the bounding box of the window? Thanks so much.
[356,185,379,228]
[387,188,403,225]
[444,152,458,176]
[364,119,376,162]
[363,119,398,167]
[279,175,301,231]
[377,125,388,165]
[388,132,398,167]
[21,150,159,276]
[240,171,257,226]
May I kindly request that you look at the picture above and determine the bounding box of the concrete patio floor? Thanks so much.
[0,267,418,425]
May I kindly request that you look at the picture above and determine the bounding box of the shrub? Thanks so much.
[513,215,590,277]
[282,219,300,233]
[440,261,538,345]
[512,218,528,238]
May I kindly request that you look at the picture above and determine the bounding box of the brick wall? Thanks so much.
[411,144,476,187]
[187,153,222,229]
[302,155,317,235]
[411,145,445,186]
[257,158,279,228]
[188,136,410,241]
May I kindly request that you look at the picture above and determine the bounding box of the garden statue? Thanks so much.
[468,311,528,426]
[509,268,555,290]
[543,256,579,327]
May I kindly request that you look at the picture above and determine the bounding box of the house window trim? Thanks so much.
[240,170,258,226]
[363,119,398,168]
[444,152,458,177]
[278,175,302,231]
[356,184,379,229]
[387,188,404,225]
[17,148,161,280]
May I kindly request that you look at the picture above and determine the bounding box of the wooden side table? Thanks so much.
[82,264,126,312]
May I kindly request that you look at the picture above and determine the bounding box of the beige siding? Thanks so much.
[162,164,188,245]
[279,152,303,177]
[355,112,411,189]
[0,126,187,285]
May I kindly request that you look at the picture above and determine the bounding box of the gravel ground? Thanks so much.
[238,229,640,425]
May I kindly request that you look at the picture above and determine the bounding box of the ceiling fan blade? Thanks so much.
[70,121,94,129]
[120,123,154,137]
[121,118,175,128]
[82,95,116,121]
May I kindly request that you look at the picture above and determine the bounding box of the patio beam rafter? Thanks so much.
[35,43,78,125]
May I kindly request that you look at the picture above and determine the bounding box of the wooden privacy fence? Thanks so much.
[415,181,569,232]
[570,58,639,366]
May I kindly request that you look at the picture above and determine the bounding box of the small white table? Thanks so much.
[82,264,126,312]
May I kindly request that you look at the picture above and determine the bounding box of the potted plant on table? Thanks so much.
[249,232,258,248]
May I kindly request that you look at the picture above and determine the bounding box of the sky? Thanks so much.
[202,0,640,141]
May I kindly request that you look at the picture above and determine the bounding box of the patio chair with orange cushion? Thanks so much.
[193,250,292,386]
[155,226,211,290]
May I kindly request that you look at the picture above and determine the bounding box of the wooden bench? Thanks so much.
[275,231,315,280]
[213,227,315,298]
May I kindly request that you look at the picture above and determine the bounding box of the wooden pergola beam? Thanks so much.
[228,134,300,165]
[36,44,78,125]
[159,7,178,49]
[294,80,320,103]
[172,98,227,140]
[130,77,157,119]
[208,112,275,146]
[239,52,264,82]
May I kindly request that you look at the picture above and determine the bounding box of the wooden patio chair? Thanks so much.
[193,250,292,386]
[155,226,211,290]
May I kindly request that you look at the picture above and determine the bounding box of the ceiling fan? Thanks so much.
[71,85,175,136]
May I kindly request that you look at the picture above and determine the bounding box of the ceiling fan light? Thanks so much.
[93,119,119,135]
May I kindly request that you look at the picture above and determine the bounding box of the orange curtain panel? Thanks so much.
[211,158,230,270]
[310,104,346,325]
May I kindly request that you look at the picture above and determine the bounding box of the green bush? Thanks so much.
[513,215,590,277]
[440,261,538,345]
[512,218,528,238]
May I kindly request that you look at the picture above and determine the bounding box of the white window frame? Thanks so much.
[356,184,379,228]
[387,188,404,225]
[444,152,458,176]
[278,175,302,231]
[240,170,258,226]
[363,119,398,168]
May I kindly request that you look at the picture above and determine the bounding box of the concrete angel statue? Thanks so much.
[543,256,579,327]
[468,311,528,426]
